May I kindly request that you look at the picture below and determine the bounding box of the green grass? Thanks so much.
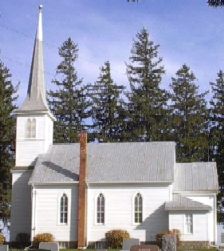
[10,249,119,251]
[10,248,218,251]
[177,248,217,251]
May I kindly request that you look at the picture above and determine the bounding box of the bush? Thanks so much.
[33,233,54,248]
[156,230,169,248]
[105,229,130,248]
[0,233,5,245]
[156,229,181,248]
[16,233,31,248]
[171,229,181,246]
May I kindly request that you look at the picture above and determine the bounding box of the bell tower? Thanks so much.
[14,5,55,167]
[11,5,55,242]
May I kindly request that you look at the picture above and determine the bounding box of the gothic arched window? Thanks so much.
[26,118,36,138]
[60,194,68,224]
[31,118,36,138]
[97,193,105,224]
[134,193,143,223]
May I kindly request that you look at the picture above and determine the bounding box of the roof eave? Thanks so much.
[14,109,56,121]
[28,181,79,186]
[88,180,173,185]
[165,207,211,211]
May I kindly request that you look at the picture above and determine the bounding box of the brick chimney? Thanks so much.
[77,132,88,249]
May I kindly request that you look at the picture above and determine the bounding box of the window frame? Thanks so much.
[31,118,36,138]
[184,213,193,234]
[26,118,36,138]
[59,193,68,225]
[134,193,143,224]
[96,193,105,225]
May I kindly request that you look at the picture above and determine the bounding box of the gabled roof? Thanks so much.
[29,142,176,185]
[165,195,212,211]
[174,162,219,192]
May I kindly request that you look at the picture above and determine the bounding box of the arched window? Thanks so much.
[31,118,36,138]
[26,118,36,138]
[97,193,105,224]
[60,194,68,224]
[134,193,142,223]
[26,118,32,138]
[185,214,193,234]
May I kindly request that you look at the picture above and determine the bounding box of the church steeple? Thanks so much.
[15,5,54,167]
[18,5,50,113]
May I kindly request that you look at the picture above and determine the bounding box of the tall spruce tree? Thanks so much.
[208,0,224,6]
[169,64,208,162]
[48,38,90,143]
[210,70,224,222]
[126,28,168,141]
[89,61,125,142]
[0,60,17,219]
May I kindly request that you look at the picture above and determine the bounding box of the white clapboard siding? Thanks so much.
[169,212,208,241]
[87,184,171,242]
[187,195,216,242]
[11,170,32,241]
[33,185,78,241]
[16,115,53,167]
[168,195,216,242]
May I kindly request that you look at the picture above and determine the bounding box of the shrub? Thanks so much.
[33,233,54,248]
[16,233,31,248]
[171,229,181,246]
[0,233,5,245]
[156,229,181,248]
[156,230,170,248]
[105,229,130,248]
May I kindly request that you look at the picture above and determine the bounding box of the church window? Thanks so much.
[31,118,36,138]
[97,193,105,224]
[60,194,68,224]
[134,193,142,223]
[26,119,32,138]
[26,118,36,138]
[185,214,193,234]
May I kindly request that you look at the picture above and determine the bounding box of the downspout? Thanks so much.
[31,186,37,241]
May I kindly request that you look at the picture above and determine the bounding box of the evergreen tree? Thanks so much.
[126,28,168,141]
[0,59,17,219]
[169,64,208,162]
[127,0,224,6]
[89,61,125,142]
[210,70,224,222]
[208,0,224,6]
[48,38,91,143]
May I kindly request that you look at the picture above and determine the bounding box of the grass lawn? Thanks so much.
[177,248,217,251]
[10,248,218,251]
[59,249,218,251]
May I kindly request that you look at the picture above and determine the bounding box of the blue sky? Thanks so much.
[1,0,224,105]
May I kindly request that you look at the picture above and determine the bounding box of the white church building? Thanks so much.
[11,6,219,248]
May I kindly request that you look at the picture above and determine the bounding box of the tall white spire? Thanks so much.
[18,5,50,112]
[37,5,43,42]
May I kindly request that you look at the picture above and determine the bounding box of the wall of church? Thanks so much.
[87,184,172,243]
[169,212,209,241]
[187,195,216,243]
[31,185,78,242]
[10,170,32,241]
[168,194,216,243]
[16,114,53,167]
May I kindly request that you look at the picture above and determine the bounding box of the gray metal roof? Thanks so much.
[174,162,219,192]
[16,6,51,113]
[165,195,212,211]
[29,142,176,184]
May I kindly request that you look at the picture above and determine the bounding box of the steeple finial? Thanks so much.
[17,5,53,115]
[37,5,43,41]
